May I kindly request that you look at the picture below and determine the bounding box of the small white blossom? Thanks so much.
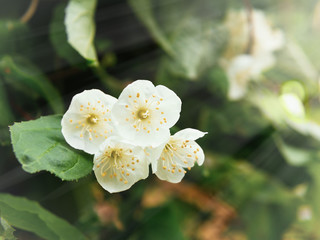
[111,80,182,147]
[93,136,149,193]
[148,128,207,183]
[61,89,117,154]
[222,9,284,100]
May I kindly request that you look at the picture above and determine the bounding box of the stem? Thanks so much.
[92,66,125,96]
[20,0,39,24]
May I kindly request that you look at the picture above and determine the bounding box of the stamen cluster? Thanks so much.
[61,80,207,193]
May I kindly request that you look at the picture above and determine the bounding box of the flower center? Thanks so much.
[137,108,150,120]
[110,149,122,159]
[86,114,99,125]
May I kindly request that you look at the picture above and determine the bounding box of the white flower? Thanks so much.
[148,128,207,183]
[61,89,117,154]
[223,9,284,59]
[111,80,182,147]
[93,136,149,193]
[221,9,284,100]
[226,54,274,100]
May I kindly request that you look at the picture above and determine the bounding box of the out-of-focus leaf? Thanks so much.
[129,0,227,79]
[128,0,175,57]
[49,3,84,66]
[0,56,64,114]
[0,193,87,240]
[0,217,16,240]
[0,79,14,146]
[65,0,98,66]
[274,135,319,166]
[0,20,29,56]
[131,204,185,240]
[10,115,93,181]
[0,79,13,126]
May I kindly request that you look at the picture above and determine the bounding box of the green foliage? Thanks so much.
[10,115,93,180]
[50,3,84,66]
[0,55,64,114]
[65,0,98,66]
[131,204,185,240]
[0,217,16,240]
[0,193,87,240]
[0,20,29,56]
[129,0,227,79]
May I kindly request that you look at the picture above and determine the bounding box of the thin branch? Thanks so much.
[242,0,254,54]
[20,0,39,24]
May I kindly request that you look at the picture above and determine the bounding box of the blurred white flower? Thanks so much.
[111,80,182,147]
[222,9,284,100]
[148,128,206,183]
[93,136,149,193]
[61,89,117,154]
[297,205,312,221]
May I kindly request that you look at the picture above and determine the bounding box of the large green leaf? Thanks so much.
[0,56,64,114]
[10,115,93,180]
[0,193,87,240]
[65,0,98,66]
[50,3,84,66]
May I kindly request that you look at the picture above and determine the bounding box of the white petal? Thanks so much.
[174,128,207,141]
[155,85,182,127]
[61,89,117,154]
[153,132,206,183]
[145,141,167,173]
[111,80,181,147]
[93,137,149,193]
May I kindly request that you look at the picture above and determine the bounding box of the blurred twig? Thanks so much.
[242,0,254,54]
[20,0,39,24]
[159,181,236,240]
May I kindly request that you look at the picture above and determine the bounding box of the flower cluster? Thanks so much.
[220,9,284,100]
[61,80,207,193]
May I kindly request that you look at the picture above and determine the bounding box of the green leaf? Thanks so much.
[0,193,87,240]
[274,135,319,166]
[50,3,84,66]
[0,217,16,240]
[0,56,64,114]
[129,0,226,79]
[10,115,93,181]
[0,79,14,126]
[65,0,98,66]
[0,20,29,56]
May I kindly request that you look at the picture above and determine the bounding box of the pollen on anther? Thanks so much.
[136,159,139,163]
[125,105,128,108]
[147,130,150,133]
[188,167,191,170]
[145,100,148,103]
[129,95,132,98]
[124,181,128,184]
[80,134,83,137]
[171,170,175,173]
[104,118,107,121]
[98,101,101,103]
[102,172,106,177]
[126,118,129,121]
[93,107,96,110]
[156,128,159,131]
[137,93,140,98]
[163,166,167,169]
[161,112,164,114]
[89,137,92,141]
[160,98,163,101]
[69,119,73,123]
[132,168,135,171]
[126,173,130,176]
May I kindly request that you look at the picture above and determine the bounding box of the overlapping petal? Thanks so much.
[93,136,149,193]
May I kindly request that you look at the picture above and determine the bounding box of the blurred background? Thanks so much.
[1,0,320,239]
